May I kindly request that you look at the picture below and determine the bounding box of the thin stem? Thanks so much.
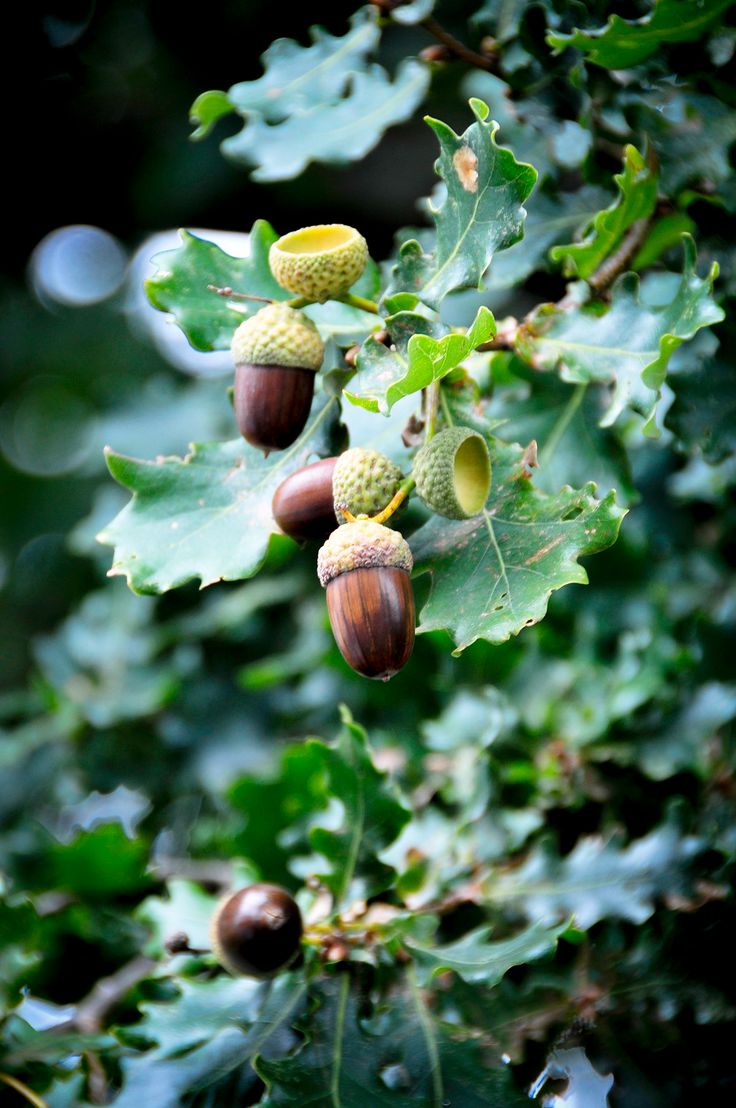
[588,216,652,292]
[406,964,444,1108]
[338,292,380,314]
[424,381,441,442]
[0,1074,49,1108]
[207,285,274,304]
[421,15,496,72]
[439,386,454,428]
[540,383,587,467]
[285,295,314,309]
[73,955,156,1033]
[370,477,415,525]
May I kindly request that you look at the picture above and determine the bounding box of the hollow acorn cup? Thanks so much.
[318,520,415,681]
[269,225,369,303]
[332,447,404,523]
[231,303,324,452]
[210,883,303,977]
[272,456,339,543]
[413,426,491,519]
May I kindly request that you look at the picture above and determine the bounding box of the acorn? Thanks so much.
[210,883,303,977]
[332,447,404,523]
[269,225,369,303]
[231,303,324,452]
[412,427,491,519]
[272,456,339,542]
[317,521,415,681]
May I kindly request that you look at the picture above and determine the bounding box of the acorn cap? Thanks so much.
[269,225,369,303]
[317,521,413,587]
[332,447,404,523]
[231,303,324,370]
[412,427,491,519]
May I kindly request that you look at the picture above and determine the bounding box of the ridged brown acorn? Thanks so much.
[210,883,303,977]
[230,303,324,453]
[272,456,339,542]
[317,521,415,681]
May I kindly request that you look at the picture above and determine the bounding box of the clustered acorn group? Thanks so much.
[229,222,492,683]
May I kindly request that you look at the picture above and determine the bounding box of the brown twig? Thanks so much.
[207,284,273,303]
[421,16,497,72]
[588,216,652,292]
[148,857,234,889]
[73,955,156,1034]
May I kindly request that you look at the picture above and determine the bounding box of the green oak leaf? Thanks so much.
[257,977,529,1107]
[345,306,495,414]
[144,225,283,352]
[303,709,410,906]
[484,821,702,928]
[191,9,379,134]
[486,368,635,502]
[515,235,724,435]
[390,98,537,309]
[113,973,307,1108]
[144,228,378,352]
[223,62,430,182]
[487,185,609,290]
[550,146,657,279]
[632,89,736,195]
[548,0,735,68]
[405,919,566,986]
[411,428,625,653]
[667,356,736,464]
[98,389,343,594]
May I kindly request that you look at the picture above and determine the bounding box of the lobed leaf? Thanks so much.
[485,821,703,928]
[406,918,566,987]
[390,99,537,308]
[550,146,657,280]
[346,306,495,414]
[548,0,735,68]
[515,236,724,435]
[98,390,343,594]
[223,62,430,182]
[411,426,625,653]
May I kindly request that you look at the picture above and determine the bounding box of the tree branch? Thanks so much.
[421,16,498,72]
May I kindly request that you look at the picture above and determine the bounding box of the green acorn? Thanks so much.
[332,447,404,523]
[412,427,491,519]
[318,521,415,680]
[230,303,324,452]
[269,225,369,303]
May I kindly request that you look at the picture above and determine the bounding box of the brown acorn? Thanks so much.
[317,521,415,681]
[210,883,303,977]
[230,303,324,452]
[272,456,339,542]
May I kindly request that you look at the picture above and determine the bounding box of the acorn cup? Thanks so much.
[317,521,415,681]
[332,447,404,523]
[210,883,303,978]
[269,224,369,303]
[412,426,491,519]
[230,303,324,452]
[272,456,339,543]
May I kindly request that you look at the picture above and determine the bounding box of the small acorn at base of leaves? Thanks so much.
[269,225,369,303]
[318,521,415,680]
[231,303,324,452]
[272,456,339,542]
[210,883,303,977]
[412,426,491,519]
